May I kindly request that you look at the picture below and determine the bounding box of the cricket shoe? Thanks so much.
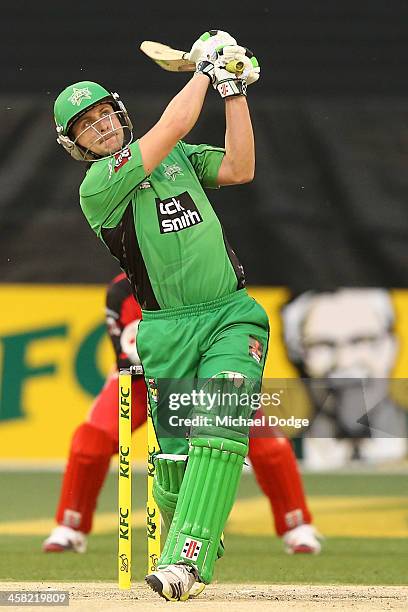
[283,524,322,554]
[189,582,206,599]
[145,562,199,601]
[42,526,87,553]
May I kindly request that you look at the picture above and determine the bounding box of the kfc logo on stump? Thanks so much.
[156,192,203,234]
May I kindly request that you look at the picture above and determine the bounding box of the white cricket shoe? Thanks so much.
[145,563,199,601]
[283,524,322,554]
[189,582,206,599]
[42,526,87,553]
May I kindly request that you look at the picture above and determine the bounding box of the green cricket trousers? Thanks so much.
[137,288,270,454]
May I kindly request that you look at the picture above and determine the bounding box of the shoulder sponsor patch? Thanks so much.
[156,192,203,234]
[114,147,132,172]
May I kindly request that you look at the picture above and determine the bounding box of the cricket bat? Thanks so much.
[140,41,244,74]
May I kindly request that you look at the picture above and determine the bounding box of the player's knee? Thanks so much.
[193,372,251,448]
[249,434,292,459]
[71,422,115,459]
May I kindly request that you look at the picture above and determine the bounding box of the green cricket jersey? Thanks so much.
[79,140,245,310]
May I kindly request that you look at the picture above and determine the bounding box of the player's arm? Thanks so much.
[188,37,260,187]
[216,96,255,186]
[138,31,243,176]
[138,74,210,175]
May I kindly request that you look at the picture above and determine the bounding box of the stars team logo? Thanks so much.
[68,87,92,106]
[162,163,183,181]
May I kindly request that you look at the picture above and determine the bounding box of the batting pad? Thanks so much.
[153,454,187,530]
[158,437,247,583]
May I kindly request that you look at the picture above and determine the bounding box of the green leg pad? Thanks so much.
[153,454,187,531]
[153,452,226,559]
[158,437,247,583]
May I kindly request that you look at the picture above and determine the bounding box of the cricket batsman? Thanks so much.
[43,272,321,559]
[53,30,318,600]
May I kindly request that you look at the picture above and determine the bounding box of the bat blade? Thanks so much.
[140,41,195,72]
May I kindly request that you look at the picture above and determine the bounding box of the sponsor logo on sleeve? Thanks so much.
[156,192,203,234]
[114,147,132,172]
[139,180,151,190]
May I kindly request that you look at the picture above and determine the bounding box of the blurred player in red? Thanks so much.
[43,273,321,555]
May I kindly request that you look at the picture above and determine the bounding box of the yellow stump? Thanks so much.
[118,370,132,589]
[147,392,161,574]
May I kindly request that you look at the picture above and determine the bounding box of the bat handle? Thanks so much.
[182,52,243,74]
[226,60,245,75]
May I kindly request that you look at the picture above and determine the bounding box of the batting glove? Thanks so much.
[195,59,216,84]
[209,45,255,99]
[218,45,261,86]
[188,30,237,65]
[212,60,247,98]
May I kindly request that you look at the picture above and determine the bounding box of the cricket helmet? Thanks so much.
[53,80,133,161]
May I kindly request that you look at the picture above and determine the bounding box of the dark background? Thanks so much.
[1,1,407,290]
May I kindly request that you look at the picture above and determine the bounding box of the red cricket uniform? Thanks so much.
[87,272,147,441]
[55,273,311,536]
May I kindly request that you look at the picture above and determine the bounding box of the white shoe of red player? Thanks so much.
[146,563,199,601]
[42,526,87,553]
[283,524,322,554]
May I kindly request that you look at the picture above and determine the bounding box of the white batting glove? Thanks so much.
[188,30,237,65]
[212,59,247,98]
[218,45,261,85]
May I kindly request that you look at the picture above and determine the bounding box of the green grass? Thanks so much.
[0,471,407,585]
[1,471,406,522]
[0,472,145,522]
[0,533,406,585]
[238,470,408,499]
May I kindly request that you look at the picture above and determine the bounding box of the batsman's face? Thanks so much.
[71,103,124,156]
